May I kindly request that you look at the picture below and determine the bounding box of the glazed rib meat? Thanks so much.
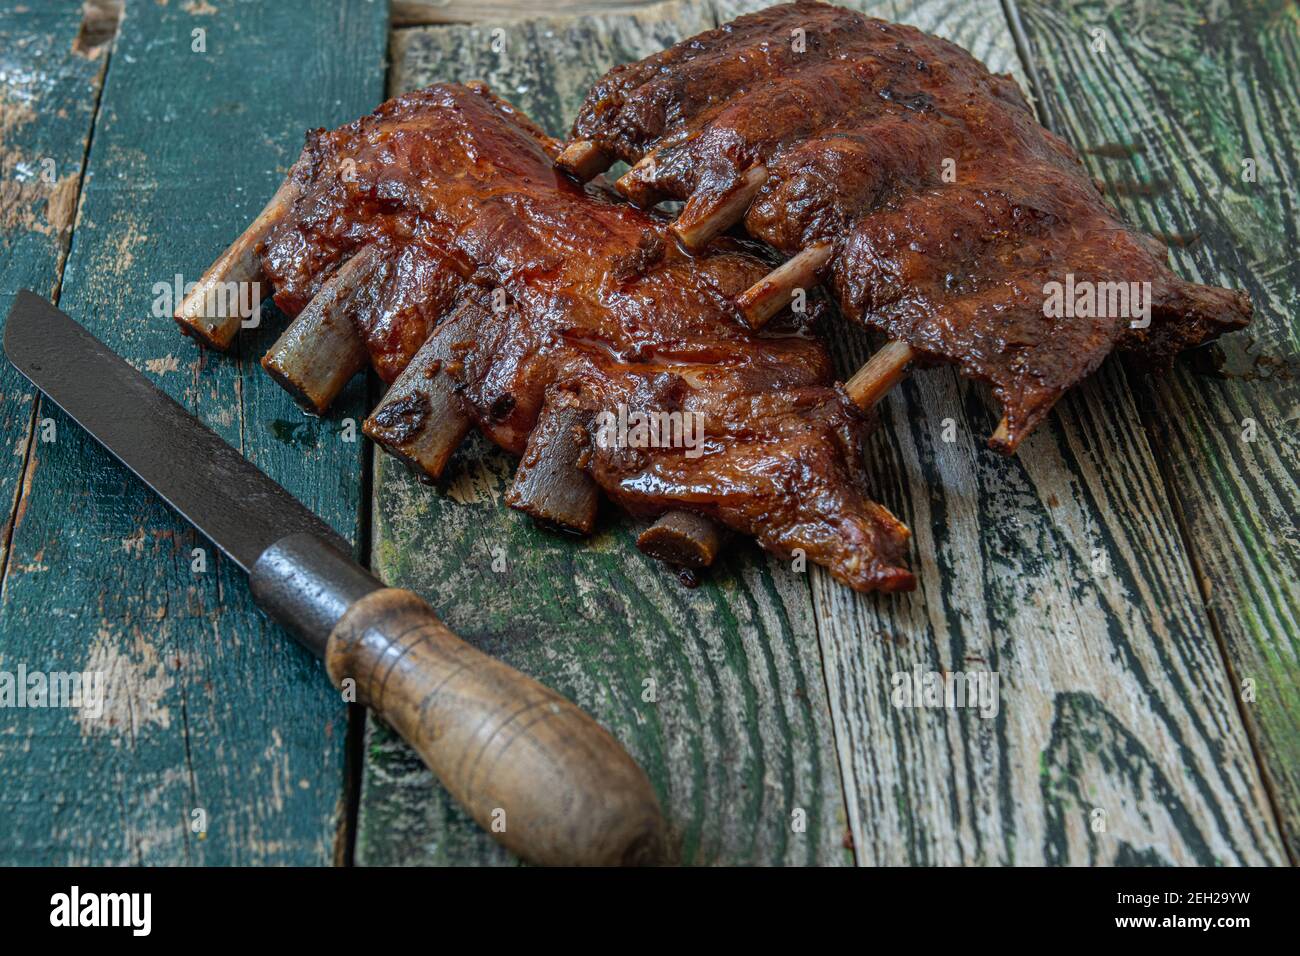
[565,1,1252,451]
[253,82,915,592]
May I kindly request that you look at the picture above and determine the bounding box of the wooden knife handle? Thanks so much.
[324,587,665,866]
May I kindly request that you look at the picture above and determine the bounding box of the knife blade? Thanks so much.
[4,289,346,573]
[3,290,665,867]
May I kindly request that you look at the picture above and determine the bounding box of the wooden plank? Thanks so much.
[354,4,852,866]
[1009,0,1300,860]
[0,0,106,575]
[393,0,666,26]
[707,0,1284,864]
[0,0,389,865]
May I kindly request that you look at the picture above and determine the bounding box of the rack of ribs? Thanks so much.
[173,81,915,593]
[558,1,1252,452]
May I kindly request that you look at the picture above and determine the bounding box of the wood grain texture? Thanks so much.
[393,0,667,26]
[358,3,853,868]
[0,0,389,864]
[709,0,1286,864]
[0,0,106,573]
[1010,0,1300,861]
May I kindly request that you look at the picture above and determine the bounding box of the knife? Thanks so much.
[3,290,665,867]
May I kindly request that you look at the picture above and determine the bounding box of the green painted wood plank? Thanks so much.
[0,0,389,865]
[355,4,851,867]
[704,0,1283,864]
[0,0,106,573]
[1009,0,1300,861]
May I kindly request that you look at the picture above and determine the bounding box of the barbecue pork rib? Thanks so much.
[239,82,915,592]
[563,1,1252,452]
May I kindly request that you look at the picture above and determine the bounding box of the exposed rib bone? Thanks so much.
[989,417,1013,453]
[363,301,480,479]
[671,166,768,252]
[844,340,916,410]
[736,242,834,329]
[738,246,916,415]
[614,152,668,208]
[556,140,614,182]
[261,245,382,415]
[175,152,305,350]
[506,397,599,534]
[636,510,723,568]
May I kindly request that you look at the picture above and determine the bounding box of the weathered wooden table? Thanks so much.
[0,0,1295,866]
